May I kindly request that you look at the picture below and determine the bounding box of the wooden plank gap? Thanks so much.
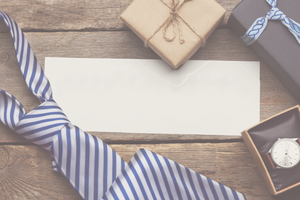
[20,27,131,33]
[0,138,244,146]
[0,142,32,146]
[104,138,244,145]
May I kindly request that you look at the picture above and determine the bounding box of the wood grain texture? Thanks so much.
[1,142,295,200]
[0,0,241,32]
[0,145,82,200]
[0,1,299,199]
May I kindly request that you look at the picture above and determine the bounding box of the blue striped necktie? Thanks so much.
[0,11,246,200]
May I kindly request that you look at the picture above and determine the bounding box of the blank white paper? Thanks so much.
[45,58,260,135]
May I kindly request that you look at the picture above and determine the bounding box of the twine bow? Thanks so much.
[144,0,205,47]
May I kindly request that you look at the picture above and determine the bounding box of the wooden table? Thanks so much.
[0,0,299,199]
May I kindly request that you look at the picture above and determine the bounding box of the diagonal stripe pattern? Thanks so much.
[103,149,246,200]
[241,0,300,46]
[0,10,247,200]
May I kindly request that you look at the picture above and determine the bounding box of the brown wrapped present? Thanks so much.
[120,0,226,69]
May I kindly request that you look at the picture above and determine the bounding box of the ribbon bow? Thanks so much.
[144,0,205,47]
[241,0,300,46]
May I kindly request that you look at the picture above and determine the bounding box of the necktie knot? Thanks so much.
[266,7,286,21]
[14,99,70,151]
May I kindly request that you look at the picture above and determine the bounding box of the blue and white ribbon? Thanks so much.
[0,10,246,200]
[241,0,300,46]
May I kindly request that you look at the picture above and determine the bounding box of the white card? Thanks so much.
[45,58,260,135]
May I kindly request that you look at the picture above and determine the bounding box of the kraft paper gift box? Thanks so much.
[120,0,226,69]
[242,106,300,195]
[228,0,300,101]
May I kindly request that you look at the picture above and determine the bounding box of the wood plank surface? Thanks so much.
[2,142,297,200]
[0,0,241,31]
[1,0,300,199]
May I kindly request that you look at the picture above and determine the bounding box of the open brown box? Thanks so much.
[242,105,300,195]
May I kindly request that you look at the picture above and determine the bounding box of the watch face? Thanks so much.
[271,139,300,168]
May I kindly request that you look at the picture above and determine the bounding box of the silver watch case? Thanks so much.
[268,138,300,169]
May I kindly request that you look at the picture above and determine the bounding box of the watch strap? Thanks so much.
[262,153,275,170]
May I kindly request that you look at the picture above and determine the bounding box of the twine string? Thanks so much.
[144,0,205,47]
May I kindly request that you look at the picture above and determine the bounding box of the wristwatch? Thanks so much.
[262,138,300,170]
